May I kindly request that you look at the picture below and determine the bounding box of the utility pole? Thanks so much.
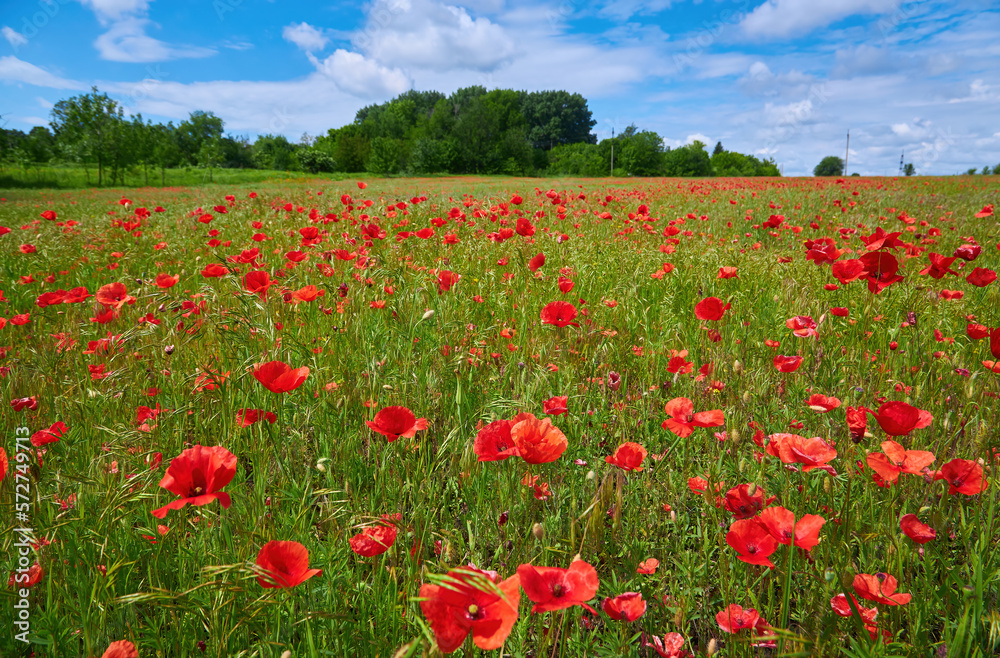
[610,127,615,177]
[844,130,850,176]
[898,151,904,176]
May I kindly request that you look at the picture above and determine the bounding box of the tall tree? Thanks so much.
[50,86,125,186]
[176,111,224,166]
[813,156,844,176]
[520,90,596,150]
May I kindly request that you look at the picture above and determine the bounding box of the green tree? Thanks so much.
[297,148,336,173]
[251,134,298,171]
[663,140,712,177]
[813,156,844,176]
[176,111,224,166]
[712,141,724,156]
[520,90,596,150]
[903,163,915,176]
[546,142,605,176]
[50,86,126,186]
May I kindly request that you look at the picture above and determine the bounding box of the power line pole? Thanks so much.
[844,130,850,176]
[898,151,904,176]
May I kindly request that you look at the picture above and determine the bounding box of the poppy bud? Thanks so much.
[733,360,743,374]
[824,568,836,582]
[823,477,833,493]
[164,344,174,355]
[532,523,545,541]
[158,303,166,313]
[669,510,677,522]
[742,391,751,405]
[421,309,435,320]
[586,470,595,480]
[281,652,292,658]
[707,638,718,656]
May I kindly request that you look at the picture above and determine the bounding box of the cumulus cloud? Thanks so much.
[282,22,328,53]
[311,49,411,99]
[2,26,28,48]
[355,0,515,73]
[741,0,900,39]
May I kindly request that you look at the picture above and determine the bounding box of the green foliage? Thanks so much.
[297,147,337,174]
[251,134,299,171]
[546,142,607,176]
[814,155,845,177]
[711,149,780,176]
[664,140,713,177]
[903,163,916,176]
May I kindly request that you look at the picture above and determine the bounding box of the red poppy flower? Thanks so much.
[661,397,725,438]
[975,204,994,218]
[437,270,460,294]
[868,401,932,437]
[694,296,730,321]
[967,267,997,287]
[605,442,647,471]
[155,273,179,288]
[765,433,837,474]
[829,307,849,317]
[716,604,764,634]
[542,395,568,416]
[557,276,574,294]
[237,408,278,427]
[243,270,273,299]
[918,252,959,279]
[473,416,530,461]
[899,514,936,544]
[726,518,778,567]
[992,327,1000,359]
[255,540,323,588]
[95,282,136,309]
[0,447,7,486]
[151,445,237,519]
[642,632,689,658]
[845,406,868,442]
[419,566,520,653]
[528,253,545,272]
[804,237,842,264]
[11,396,38,411]
[636,558,659,575]
[757,506,825,551]
[603,592,646,621]
[348,513,401,557]
[831,258,866,284]
[786,315,818,337]
[366,406,428,442]
[201,263,228,277]
[773,355,804,372]
[718,266,739,278]
[806,394,841,412]
[540,301,578,328]
[100,640,138,658]
[723,483,775,519]
[859,251,905,293]
[20,244,36,254]
[866,440,935,484]
[287,285,323,303]
[510,414,567,464]
[253,360,310,394]
[10,313,30,326]
[932,458,988,495]
[954,243,981,261]
[853,573,911,606]
[517,559,599,614]
[516,218,536,237]
[30,421,67,447]
[40,210,57,221]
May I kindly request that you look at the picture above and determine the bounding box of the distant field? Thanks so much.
[0,174,998,657]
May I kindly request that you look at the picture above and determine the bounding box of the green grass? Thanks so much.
[0,174,998,657]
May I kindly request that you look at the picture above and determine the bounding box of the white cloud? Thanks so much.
[0,56,85,90]
[310,49,411,99]
[78,0,151,24]
[356,0,515,73]
[2,26,28,48]
[282,22,328,53]
[94,17,215,62]
[741,0,899,40]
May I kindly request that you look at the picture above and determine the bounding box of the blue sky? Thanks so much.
[1,0,999,175]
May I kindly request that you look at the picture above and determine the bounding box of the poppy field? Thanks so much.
[1,174,999,657]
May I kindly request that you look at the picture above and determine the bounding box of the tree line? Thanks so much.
[0,86,781,184]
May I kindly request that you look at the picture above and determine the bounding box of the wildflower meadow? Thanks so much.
[0,174,998,657]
